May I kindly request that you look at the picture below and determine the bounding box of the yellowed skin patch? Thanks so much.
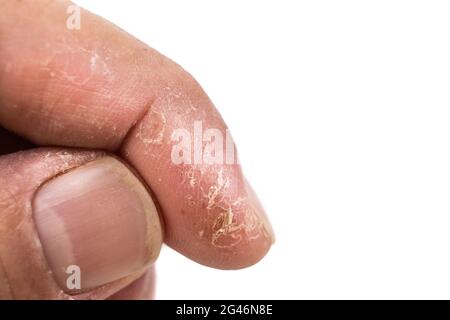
[202,168,229,210]
[177,168,271,249]
[210,202,268,249]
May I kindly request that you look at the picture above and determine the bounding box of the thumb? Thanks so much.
[0,148,162,299]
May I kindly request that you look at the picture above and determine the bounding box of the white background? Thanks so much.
[75,0,450,299]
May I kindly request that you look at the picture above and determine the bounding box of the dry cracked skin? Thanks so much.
[0,0,275,299]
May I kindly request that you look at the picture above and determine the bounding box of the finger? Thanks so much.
[0,0,274,269]
[0,149,162,299]
[108,266,155,300]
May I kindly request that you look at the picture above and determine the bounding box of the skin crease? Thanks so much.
[0,0,274,299]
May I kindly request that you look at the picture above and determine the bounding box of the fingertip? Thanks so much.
[160,166,274,270]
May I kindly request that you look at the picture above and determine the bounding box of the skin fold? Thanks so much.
[0,0,274,299]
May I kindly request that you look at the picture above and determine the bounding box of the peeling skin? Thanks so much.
[202,169,230,210]
[47,47,112,87]
[182,167,198,188]
[185,194,196,207]
[41,150,102,176]
[135,109,166,146]
[210,201,268,249]
[180,168,270,249]
[163,86,198,113]
[90,52,99,69]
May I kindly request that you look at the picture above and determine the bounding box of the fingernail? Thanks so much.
[33,157,162,293]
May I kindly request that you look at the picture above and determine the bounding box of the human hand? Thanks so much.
[0,0,274,299]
